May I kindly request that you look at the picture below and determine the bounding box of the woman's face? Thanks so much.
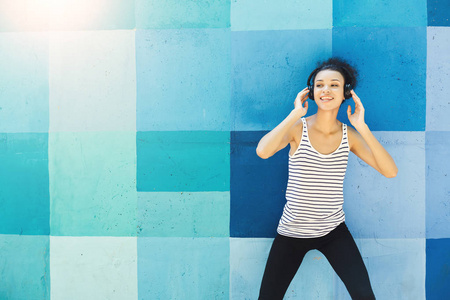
[313,69,346,110]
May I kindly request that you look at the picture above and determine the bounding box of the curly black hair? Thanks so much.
[312,57,358,89]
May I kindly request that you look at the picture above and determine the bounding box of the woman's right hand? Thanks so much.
[293,87,309,117]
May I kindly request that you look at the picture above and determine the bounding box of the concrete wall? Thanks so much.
[0,0,448,299]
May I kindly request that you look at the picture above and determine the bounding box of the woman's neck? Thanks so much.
[310,109,340,134]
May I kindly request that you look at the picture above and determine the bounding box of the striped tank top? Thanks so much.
[277,117,349,238]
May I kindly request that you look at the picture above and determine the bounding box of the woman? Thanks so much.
[256,58,397,299]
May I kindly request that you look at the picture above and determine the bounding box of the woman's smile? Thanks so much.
[320,96,334,102]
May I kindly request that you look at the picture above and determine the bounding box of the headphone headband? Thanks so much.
[307,65,354,100]
[307,65,353,86]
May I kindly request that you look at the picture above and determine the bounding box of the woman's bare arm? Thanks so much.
[347,90,398,178]
[256,88,309,159]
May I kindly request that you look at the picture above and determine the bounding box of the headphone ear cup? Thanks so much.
[344,83,352,99]
[308,85,314,100]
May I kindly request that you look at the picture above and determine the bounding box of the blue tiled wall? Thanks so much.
[0,0,448,299]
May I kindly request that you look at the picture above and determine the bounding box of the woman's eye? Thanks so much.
[316,84,322,88]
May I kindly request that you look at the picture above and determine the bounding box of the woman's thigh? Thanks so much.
[258,234,310,300]
[318,224,375,300]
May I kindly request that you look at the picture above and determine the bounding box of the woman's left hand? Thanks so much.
[347,90,366,130]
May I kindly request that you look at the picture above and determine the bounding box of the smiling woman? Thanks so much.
[255,57,398,299]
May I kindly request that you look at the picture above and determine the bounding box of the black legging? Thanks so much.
[259,222,375,300]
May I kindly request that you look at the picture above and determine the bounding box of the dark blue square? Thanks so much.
[333,27,426,131]
[230,131,289,237]
[426,238,450,299]
[428,0,450,26]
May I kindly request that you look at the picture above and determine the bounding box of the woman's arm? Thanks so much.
[256,88,309,159]
[347,90,398,178]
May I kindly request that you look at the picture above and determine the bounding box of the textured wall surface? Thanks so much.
[0,0,448,299]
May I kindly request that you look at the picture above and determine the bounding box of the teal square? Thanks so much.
[49,132,137,236]
[0,235,50,300]
[0,133,49,235]
[137,131,230,191]
[136,0,230,29]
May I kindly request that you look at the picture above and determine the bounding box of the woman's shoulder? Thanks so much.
[291,117,304,135]
[344,124,360,150]
[287,117,304,145]
[345,124,357,135]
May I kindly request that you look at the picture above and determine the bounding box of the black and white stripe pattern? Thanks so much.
[277,117,349,238]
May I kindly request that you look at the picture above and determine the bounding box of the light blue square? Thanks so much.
[231,0,332,31]
[343,132,425,239]
[138,237,229,299]
[334,238,425,300]
[230,238,334,299]
[232,29,332,131]
[426,131,450,239]
[0,235,50,300]
[426,27,450,131]
[136,29,231,131]
[0,33,48,132]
